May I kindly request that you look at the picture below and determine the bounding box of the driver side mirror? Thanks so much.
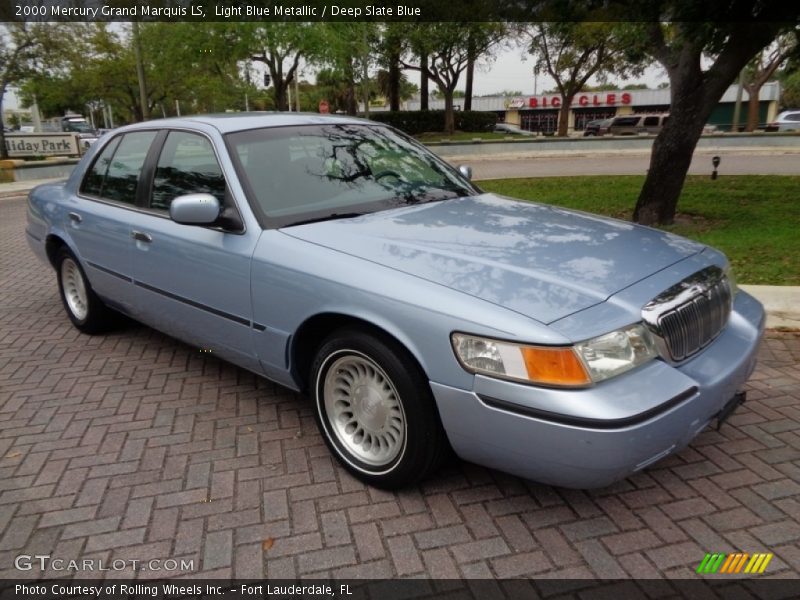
[458,165,473,180]
[169,193,220,225]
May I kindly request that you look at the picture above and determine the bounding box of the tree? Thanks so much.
[376,69,418,105]
[631,10,798,226]
[313,23,380,116]
[403,23,506,134]
[379,24,407,112]
[21,23,250,124]
[245,23,321,111]
[1,24,41,158]
[523,23,642,137]
[742,32,798,131]
[780,65,800,108]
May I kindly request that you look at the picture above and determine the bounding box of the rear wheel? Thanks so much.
[310,328,448,488]
[56,248,116,334]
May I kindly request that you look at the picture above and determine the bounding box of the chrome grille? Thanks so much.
[642,266,733,362]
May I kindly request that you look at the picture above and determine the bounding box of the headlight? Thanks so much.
[451,333,591,387]
[574,323,658,383]
[452,324,658,387]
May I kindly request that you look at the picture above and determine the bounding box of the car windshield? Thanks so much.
[226,123,477,227]
[64,120,93,133]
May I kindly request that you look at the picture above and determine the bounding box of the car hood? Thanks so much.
[280,194,705,324]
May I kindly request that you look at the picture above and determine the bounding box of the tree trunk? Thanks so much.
[464,41,475,111]
[633,95,707,225]
[273,80,288,111]
[362,56,370,118]
[388,49,400,111]
[556,96,572,137]
[745,84,761,132]
[443,92,455,134]
[420,55,429,111]
[344,61,357,116]
[0,86,7,159]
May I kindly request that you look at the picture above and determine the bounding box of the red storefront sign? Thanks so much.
[527,92,632,109]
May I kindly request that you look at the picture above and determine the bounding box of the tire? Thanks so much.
[56,247,116,334]
[310,328,448,489]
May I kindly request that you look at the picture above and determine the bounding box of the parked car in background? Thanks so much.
[583,118,613,137]
[494,123,535,136]
[27,114,764,489]
[766,110,800,132]
[608,113,669,135]
[43,114,99,150]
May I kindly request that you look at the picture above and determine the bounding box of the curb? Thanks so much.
[741,285,800,330]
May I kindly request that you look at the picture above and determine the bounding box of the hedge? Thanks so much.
[366,110,497,135]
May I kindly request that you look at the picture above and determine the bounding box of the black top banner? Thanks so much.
[1,0,799,22]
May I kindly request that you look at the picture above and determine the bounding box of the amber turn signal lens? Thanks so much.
[521,347,591,386]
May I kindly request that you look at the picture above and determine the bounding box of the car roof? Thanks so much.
[119,112,371,134]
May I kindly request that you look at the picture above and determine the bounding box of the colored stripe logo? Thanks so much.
[697,552,773,574]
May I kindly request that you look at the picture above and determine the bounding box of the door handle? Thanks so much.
[68,212,82,224]
[131,230,152,243]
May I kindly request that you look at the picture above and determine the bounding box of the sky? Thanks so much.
[458,40,668,96]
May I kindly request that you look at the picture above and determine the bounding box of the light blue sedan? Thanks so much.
[26,114,765,489]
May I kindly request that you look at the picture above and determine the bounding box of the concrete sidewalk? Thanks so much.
[0,177,65,198]
[2,181,797,330]
[741,286,800,330]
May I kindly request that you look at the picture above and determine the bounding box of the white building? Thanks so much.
[401,82,782,133]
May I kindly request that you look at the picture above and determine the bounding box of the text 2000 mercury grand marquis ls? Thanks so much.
[26,114,765,489]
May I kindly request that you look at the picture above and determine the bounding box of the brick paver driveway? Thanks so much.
[2,193,800,580]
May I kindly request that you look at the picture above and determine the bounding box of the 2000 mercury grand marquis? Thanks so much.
[26,114,765,489]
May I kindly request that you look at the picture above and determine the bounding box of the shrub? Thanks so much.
[367,110,497,135]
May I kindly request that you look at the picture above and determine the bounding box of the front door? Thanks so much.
[128,130,262,372]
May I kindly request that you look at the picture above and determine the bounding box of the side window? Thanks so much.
[101,132,157,205]
[643,116,660,127]
[151,131,225,211]
[613,117,639,127]
[787,112,800,122]
[81,136,121,197]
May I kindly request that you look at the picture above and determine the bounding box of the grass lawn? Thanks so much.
[479,175,800,286]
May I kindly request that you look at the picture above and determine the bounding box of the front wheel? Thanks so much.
[56,248,116,334]
[310,328,448,488]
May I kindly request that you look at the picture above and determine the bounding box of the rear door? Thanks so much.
[127,129,262,372]
[71,130,158,315]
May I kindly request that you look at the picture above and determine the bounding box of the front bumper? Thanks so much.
[431,291,765,488]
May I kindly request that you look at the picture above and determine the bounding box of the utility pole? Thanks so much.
[132,21,149,121]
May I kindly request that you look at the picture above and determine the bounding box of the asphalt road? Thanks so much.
[457,152,800,180]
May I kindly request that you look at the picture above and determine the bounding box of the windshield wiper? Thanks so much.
[400,187,470,205]
[283,212,364,227]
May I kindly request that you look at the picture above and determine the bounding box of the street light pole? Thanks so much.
[132,21,149,121]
